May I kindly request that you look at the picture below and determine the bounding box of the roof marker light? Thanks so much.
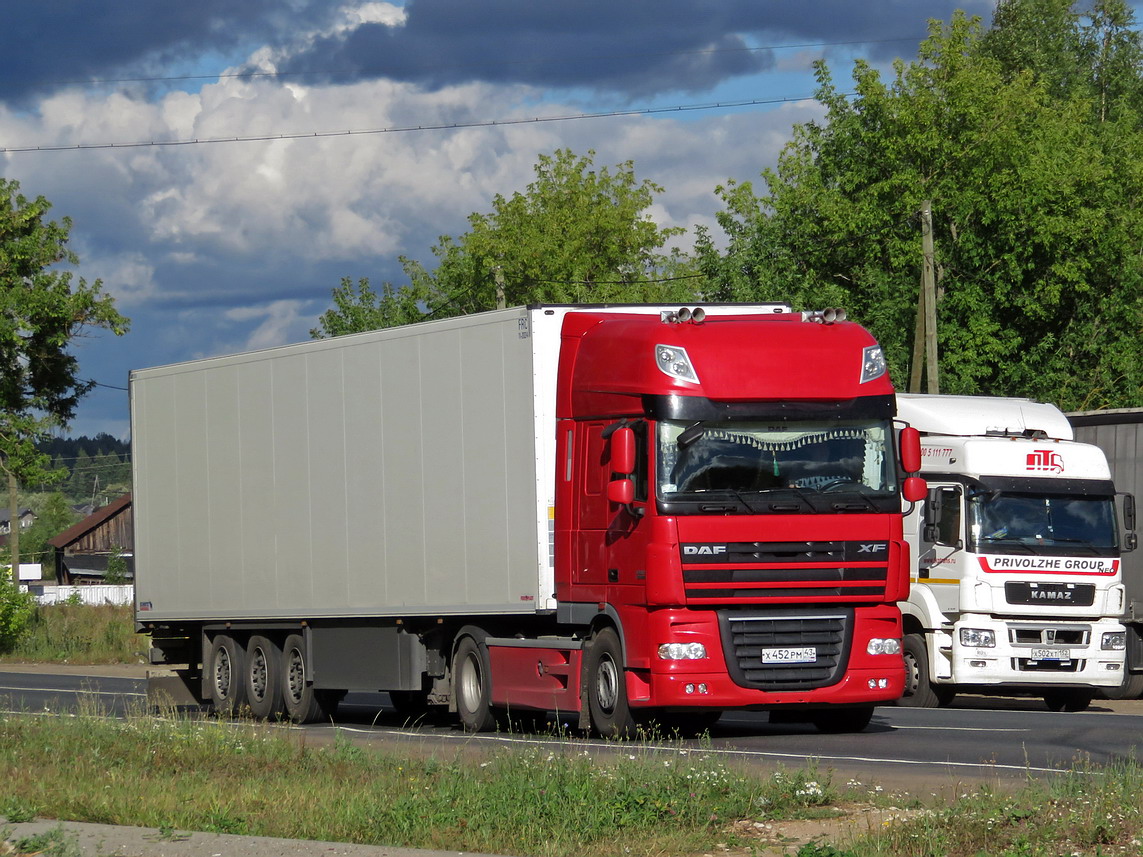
[655,344,700,384]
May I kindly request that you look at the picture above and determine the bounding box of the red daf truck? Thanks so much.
[133,304,924,735]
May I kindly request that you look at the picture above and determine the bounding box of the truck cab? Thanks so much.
[897,394,1130,710]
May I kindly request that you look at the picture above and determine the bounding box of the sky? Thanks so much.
[1,0,996,440]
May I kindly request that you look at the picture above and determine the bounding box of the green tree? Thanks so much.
[314,149,698,336]
[0,178,128,579]
[19,492,78,581]
[696,7,1143,410]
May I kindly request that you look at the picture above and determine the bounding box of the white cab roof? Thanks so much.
[896,394,1074,440]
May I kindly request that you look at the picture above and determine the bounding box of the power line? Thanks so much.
[0,94,823,154]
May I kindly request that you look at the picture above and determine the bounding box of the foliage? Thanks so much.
[696,1,1143,410]
[0,603,140,664]
[0,177,129,577]
[0,571,34,653]
[16,492,79,573]
[313,149,699,336]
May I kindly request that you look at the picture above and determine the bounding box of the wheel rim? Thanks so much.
[903,650,920,697]
[286,648,305,705]
[595,654,620,714]
[250,647,269,702]
[213,647,232,700]
[459,652,482,713]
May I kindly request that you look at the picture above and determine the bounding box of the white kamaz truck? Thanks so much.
[895,394,1133,711]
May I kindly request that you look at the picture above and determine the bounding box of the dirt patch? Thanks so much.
[703,803,929,856]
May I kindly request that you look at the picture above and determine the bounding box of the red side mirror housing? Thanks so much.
[608,478,635,505]
[903,476,927,504]
[611,426,636,475]
[899,426,922,474]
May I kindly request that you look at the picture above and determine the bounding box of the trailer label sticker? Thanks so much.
[761,646,817,664]
[980,556,1118,574]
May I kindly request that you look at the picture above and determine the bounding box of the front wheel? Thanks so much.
[898,633,943,708]
[586,627,636,739]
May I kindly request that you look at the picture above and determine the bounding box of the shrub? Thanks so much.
[0,572,35,652]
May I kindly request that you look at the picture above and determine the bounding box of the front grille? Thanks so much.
[719,609,853,690]
[1010,627,1090,646]
[682,541,889,603]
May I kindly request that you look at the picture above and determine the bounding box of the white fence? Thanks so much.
[21,584,134,606]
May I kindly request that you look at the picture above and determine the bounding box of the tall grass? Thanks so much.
[0,604,143,664]
[0,711,838,857]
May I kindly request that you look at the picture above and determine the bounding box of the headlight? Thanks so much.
[959,628,996,648]
[1102,631,1127,651]
[654,344,700,384]
[867,638,901,655]
[658,642,707,660]
[860,345,887,384]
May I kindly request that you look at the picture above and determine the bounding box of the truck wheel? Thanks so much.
[898,633,941,708]
[586,627,637,739]
[208,635,247,717]
[1044,689,1094,712]
[1100,671,1143,700]
[810,705,875,733]
[245,635,285,720]
[454,636,496,732]
[281,634,324,724]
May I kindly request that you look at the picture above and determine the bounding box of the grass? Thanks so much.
[0,604,143,664]
[1,709,1143,857]
[0,707,845,857]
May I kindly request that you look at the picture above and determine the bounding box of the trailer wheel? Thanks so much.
[1043,689,1094,712]
[245,635,285,720]
[454,636,495,732]
[898,633,942,708]
[281,634,324,724]
[586,627,637,738]
[207,635,247,717]
[810,705,875,733]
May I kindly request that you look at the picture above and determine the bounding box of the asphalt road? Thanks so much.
[2,664,1140,795]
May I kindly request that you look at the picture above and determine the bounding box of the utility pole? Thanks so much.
[493,266,507,310]
[910,200,939,393]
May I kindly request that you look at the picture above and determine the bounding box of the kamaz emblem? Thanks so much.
[1026,449,1064,473]
[857,543,887,553]
[683,545,728,556]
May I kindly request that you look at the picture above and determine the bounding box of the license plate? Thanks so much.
[1030,648,1069,661]
[761,646,817,664]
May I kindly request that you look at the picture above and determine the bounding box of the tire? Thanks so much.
[1044,689,1094,712]
[245,635,285,720]
[281,634,324,724]
[811,705,875,733]
[207,634,247,717]
[454,636,496,732]
[898,633,942,708]
[586,627,637,739]
[1102,672,1143,701]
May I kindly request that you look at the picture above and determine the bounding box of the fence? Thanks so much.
[21,584,134,606]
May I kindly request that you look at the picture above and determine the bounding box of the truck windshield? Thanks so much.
[656,419,898,514]
[968,491,1118,555]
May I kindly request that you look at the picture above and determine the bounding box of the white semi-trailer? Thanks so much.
[895,394,1133,711]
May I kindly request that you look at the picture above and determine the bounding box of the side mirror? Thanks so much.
[899,426,922,474]
[608,478,634,506]
[1125,493,1137,532]
[902,476,927,504]
[610,426,636,476]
